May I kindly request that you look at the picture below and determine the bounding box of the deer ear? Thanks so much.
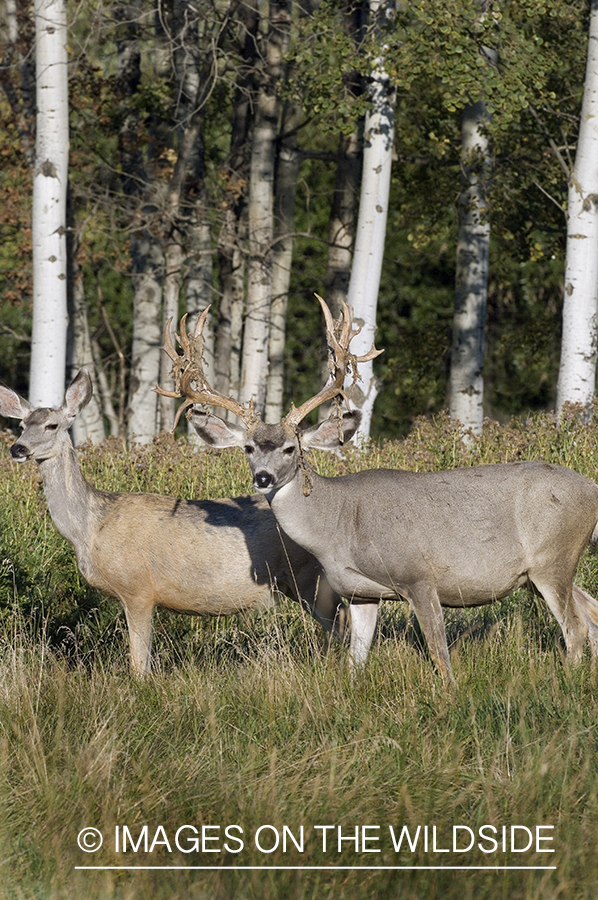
[62,370,93,418]
[190,409,248,448]
[0,385,31,420]
[300,410,361,450]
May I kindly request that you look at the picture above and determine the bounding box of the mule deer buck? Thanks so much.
[157,299,598,682]
[0,371,346,674]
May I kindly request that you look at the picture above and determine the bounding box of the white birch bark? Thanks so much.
[5,0,17,42]
[326,130,362,316]
[448,99,492,434]
[127,241,163,443]
[215,208,246,408]
[240,103,276,414]
[185,210,214,443]
[213,0,256,413]
[346,0,395,440]
[239,0,291,414]
[90,334,121,437]
[556,0,598,420]
[30,0,69,408]
[158,0,215,434]
[265,102,301,423]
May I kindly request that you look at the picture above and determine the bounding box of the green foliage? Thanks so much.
[395,0,585,124]
[0,92,33,397]
[1,417,598,896]
[0,0,593,444]
[284,0,370,130]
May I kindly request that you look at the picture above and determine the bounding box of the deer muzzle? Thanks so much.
[254,470,275,491]
[10,442,30,463]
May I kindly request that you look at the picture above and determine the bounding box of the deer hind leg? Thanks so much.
[531,575,587,661]
[572,584,598,656]
[408,584,454,683]
[348,601,379,668]
[121,599,154,675]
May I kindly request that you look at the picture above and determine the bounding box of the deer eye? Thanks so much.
[244,445,254,455]
[283,446,294,456]
[45,423,58,432]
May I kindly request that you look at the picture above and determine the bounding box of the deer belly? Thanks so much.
[90,549,276,617]
[154,581,275,616]
[433,570,529,607]
[326,537,529,606]
[415,543,529,605]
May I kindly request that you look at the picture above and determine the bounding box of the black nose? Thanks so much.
[254,471,274,490]
[10,442,28,460]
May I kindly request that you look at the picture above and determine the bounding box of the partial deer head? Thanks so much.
[156,295,382,494]
[3,370,93,463]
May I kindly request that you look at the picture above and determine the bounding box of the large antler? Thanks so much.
[157,296,382,432]
[156,307,259,431]
[283,294,383,429]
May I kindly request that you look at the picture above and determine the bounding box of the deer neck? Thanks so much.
[37,441,105,552]
[267,465,328,552]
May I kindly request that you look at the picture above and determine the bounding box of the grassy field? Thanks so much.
[1,410,598,898]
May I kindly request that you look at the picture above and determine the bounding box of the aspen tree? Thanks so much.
[556,0,598,420]
[30,0,69,407]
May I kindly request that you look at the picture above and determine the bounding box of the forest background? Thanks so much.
[0,0,591,442]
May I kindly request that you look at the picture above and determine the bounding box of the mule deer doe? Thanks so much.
[0,370,346,674]
[157,299,598,682]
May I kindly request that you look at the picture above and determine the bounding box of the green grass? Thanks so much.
[1,411,598,898]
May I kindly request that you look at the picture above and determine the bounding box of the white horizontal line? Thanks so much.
[75,865,557,871]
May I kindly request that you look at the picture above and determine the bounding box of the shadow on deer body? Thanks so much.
[161,297,598,683]
[0,371,346,674]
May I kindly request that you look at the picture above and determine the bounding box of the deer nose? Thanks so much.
[254,470,274,490]
[10,442,29,461]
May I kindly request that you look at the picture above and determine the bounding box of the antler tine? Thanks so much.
[176,312,191,359]
[175,305,209,359]
[328,298,383,365]
[330,296,383,365]
[355,343,384,364]
[156,316,186,403]
[193,305,211,338]
[160,316,180,364]
[156,307,258,431]
[337,298,355,354]
[315,295,350,362]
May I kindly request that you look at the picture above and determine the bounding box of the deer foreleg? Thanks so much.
[122,601,154,675]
